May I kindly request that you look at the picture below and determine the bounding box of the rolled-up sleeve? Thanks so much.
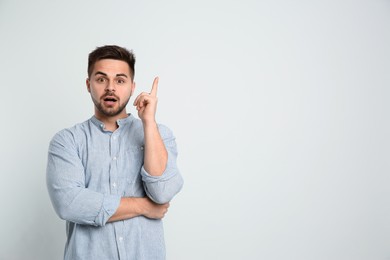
[46,130,120,226]
[141,125,184,204]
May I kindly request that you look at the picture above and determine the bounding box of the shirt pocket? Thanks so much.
[122,145,145,197]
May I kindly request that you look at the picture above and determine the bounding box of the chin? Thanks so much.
[102,107,125,117]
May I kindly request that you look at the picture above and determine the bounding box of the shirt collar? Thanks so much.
[90,113,135,132]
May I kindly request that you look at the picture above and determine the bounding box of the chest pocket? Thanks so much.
[122,145,145,197]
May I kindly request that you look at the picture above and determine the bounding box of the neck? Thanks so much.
[94,110,128,132]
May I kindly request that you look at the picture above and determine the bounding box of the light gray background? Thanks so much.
[1,0,389,259]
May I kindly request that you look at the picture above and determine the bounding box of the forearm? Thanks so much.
[141,124,184,204]
[143,121,168,176]
[108,197,169,222]
[108,197,142,222]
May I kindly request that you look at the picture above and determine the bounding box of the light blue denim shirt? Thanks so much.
[46,114,183,260]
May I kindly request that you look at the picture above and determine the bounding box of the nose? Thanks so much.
[105,80,115,92]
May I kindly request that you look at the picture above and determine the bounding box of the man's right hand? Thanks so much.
[136,197,170,219]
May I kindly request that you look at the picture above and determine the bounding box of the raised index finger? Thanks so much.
[150,77,159,96]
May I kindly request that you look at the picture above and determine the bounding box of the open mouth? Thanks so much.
[104,97,117,102]
[103,96,118,106]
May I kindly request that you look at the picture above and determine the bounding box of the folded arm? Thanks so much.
[46,130,121,226]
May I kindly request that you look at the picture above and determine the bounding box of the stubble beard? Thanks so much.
[91,94,131,117]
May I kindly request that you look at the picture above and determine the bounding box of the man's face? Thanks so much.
[86,59,135,118]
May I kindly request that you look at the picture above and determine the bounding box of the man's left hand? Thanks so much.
[133,77,159,124]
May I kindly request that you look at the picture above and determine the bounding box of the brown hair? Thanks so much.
[88,45,136,80]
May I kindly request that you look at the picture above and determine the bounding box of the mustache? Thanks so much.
[101,92,120,100]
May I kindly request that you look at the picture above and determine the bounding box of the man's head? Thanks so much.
[86,45,136,120]
[88,45,136,80]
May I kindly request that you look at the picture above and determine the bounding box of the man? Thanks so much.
[46,45,183,260]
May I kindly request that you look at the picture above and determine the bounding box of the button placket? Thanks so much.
[109,132,119,194]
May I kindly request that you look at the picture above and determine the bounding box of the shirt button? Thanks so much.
[112,182,117,188]
[113,136,117,140]
[119,237,123,242]
[140,146,144,150]
[113,156,117,161]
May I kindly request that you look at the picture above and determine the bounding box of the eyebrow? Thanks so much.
[94,71,128,78]
[116,73,128,78]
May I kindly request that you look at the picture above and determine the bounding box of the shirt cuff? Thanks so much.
[94,194,121,226]
[140,166,177,183]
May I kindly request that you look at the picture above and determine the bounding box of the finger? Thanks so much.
[133,94,141,106]
[134,92,148,106]
[133,92,149,106]
[139,95,151,108]
[150,77,159,97]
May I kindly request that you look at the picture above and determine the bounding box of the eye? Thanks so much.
[97,77,106,83]
[117,78,126,84]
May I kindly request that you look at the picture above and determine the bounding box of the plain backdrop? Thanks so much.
[1,0,389,259]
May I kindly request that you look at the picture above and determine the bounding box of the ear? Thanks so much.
[130,81,136,96]
[86,78,91,93]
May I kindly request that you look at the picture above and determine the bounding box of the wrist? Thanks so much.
[142,119,157,128]
[134,197,147,216]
